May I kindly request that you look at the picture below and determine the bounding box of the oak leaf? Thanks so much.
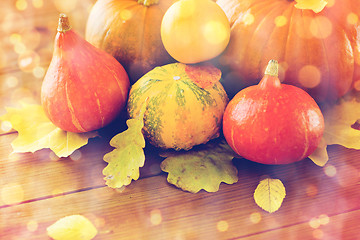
[47,215,97,240]
[102,102,146,188]
[309,97,360,166]
[160,140,238,193]
[254,178,286,213]
[294,0,327,13]
[0,103,98,158]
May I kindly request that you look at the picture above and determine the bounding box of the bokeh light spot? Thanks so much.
[216,220,229,232]
[49,151,60,161]
[313,229,324,239]
[310,16,332,39]
[150,209,162,226]
[309,217,321,229]
[70,150,82,161]
[243,12,255,26]
[120,9,132,21]
[324,164,337,177]
[275,15,287,27]
[33,66,46,79]
[249,212,262,224]
[326,0,335,7]
[18,51,40,72]
[347,13,359,25]
[54,0,78,13]
[51,188,64,196]
[203,21,228,45]
[306,184,318,197]
[1,183,25,205]
[1,121,13,132]
[298,65,321,88]
[354,80,360,91]
[27,220,39,232]
[16,0,28,11]
[10,34,22,44]
[336,164,359,187]
[32,0,44,8]
[318,214,329,225]
[14,42,27,55]
[5,76,19,88]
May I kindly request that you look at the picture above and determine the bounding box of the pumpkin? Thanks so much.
[160,0,230,64]
[41,14,130,133]
[127,63,228,150]
[85,0,176,84]
[223,60,324,165]
[216,0,360,102]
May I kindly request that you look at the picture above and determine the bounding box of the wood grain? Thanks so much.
[1,1,360,240]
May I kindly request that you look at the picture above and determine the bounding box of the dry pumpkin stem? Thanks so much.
[57,13,72,33]
[138,0,159,7]
[264,60,278,77]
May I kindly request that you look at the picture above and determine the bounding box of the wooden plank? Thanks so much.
[241,209,360,240]
[1,171,360,240]
[0,130,164,206]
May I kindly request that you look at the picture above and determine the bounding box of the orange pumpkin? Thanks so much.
[85,0,176,83]
[216,0,360,102]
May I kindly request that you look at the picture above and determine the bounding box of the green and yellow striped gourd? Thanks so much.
[127,63,228,150]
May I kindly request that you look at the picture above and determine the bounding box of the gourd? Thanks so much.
[41,14,130,133]
[127,63,228,150]
[222,60,324,165]
[216,0,360,102]
[85,0,176,84]
[161,0,230,64]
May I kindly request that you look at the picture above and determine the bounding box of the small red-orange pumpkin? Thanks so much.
[223,60,324,165]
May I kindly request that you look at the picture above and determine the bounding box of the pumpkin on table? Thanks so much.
[85,0,176,84]
[127,63,228,150]
[216,0,360,102]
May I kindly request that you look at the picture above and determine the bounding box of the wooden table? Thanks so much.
[1,1,360,239]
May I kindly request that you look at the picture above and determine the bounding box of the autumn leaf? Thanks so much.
[254,178,286,213]
[307,96,360,166]
[160,139,238,193]
[308,137,329,167]
[102,102,146,189]
[0,103,98,158]
[294,0,327,13]
[322,98,360,149]
[47,215,97,240]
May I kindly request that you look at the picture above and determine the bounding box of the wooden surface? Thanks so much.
[1,1,360,239]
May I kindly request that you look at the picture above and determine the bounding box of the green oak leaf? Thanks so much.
[102,103,146,189]
[160,139,238,193]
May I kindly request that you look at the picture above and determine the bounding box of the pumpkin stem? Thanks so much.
[264,60,278,77]
[138,0,159,7]
[259,60,281,89]
[57,13,72,33]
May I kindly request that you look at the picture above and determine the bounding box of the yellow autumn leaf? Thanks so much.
[321,98,360,149]
[47,215,97,240]
[308,137,329,167]
[294,0,328,13]
[0,103,98,158]
[254,178,286,213]
[102,101,147,188]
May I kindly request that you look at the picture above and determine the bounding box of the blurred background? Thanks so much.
[0,0,96,129]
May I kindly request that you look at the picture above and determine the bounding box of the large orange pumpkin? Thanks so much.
[216,0,360,102]
[85,0,176,83]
